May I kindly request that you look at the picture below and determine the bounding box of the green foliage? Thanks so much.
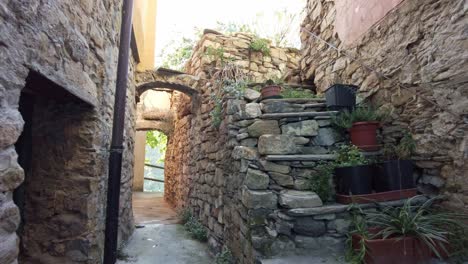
[281,87,317,99]
[249,37,271,56]
[223,79,247,99]
[178,208,192,225]
[335,145,369,167]
[210,94,223,128]
[160,37,198,71]
[184,216,208,242]
[309,162,335,202]
[332,106,386,130]
[146,131,167,163]
[215,21,256,35]
[205,46,230,64]
[215,246,235,264]
[383,131,416,160]
[345,204,370,264]
[346,196,468,263]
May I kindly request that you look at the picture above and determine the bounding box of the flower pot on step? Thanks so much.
[374,160,415,192]
[260,85,282,100]
[352,232,432,264]
[335,164,374,195]
[349,121,380,151]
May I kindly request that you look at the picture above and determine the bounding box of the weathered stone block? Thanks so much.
[241,138,258,147]
[247,120,280,137]
[242,103,261,119]
[260,160,291,174]
[281,120,318,136]
[242,188,277,209]
[312,127,341,146]
[244,88,261,102]
[258,135,298,155]
[245,168,269,190]
[0,109,23,148]
[327,219,351,234]
[232,146,258,160]
[278,190,322,209]
[293,217,326,236]
[269,172,294,187]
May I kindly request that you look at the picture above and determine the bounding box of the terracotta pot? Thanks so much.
[349,121,380,151]
[352,231,432,264]
[260,85,282,100]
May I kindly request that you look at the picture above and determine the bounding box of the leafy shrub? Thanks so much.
[309,162,335,202]
[184,216,208,242]
[383,131,416,160]
[223,79,247,99]
[335,145,368,167]
[205,46,229,64]
[332,106,386,130]
[281,87,317,99]
[178,208,192,224]
[210,94,223,128]
[215,246,235,264]
[249,38,271,56]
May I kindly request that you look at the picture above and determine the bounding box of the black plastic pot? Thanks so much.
[335,164,374,195]
[325,84,357,112]
[374,160,414,192]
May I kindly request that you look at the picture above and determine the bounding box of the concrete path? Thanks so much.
[117,192,213,264]
[117,224,213,264]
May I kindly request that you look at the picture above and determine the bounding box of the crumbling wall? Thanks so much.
[163,32,299,263]
[0,1,136,263]
[299,0,468,209]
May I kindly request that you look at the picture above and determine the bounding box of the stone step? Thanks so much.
[261,111,338,119]
[261,98,325,104]
[286,196,428,217]
[259,253,343,264]
[279,190,323,209]
[303,103,326,108]
[265,154,336,161]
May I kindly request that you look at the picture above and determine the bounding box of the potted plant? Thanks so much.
[347,196,468,264]
[334,145,374,195]
[374,132,416,192]
[260,79,283,100]
[325,84,358,112]
[332,106,386,151]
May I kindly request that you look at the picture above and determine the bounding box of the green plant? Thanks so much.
[332,106,386,130]
[368,196,468,259]
[335,145,368,167]
[146,131,168,163]
[215,246,235,264]
[178,208,192,224]
[345,204,371,264]
[210,94,223,128]
[184,216,208,242]
[383,131,416,160]
[223,79,247,99]
[249,37,271,56]
[205,46,229,64]
[309,162,335,202]
[280,87,317,99]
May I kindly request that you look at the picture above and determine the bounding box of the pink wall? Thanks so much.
[335,0,404,46]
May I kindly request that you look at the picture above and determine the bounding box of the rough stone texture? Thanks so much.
[161,32,299,264]
[281,120,319,136]
[258,135,298,155]
[278,190,323,209]
[248,120,281,137]
[0,1,136,262]
[245,169,270,190]
[299,0,468,209]
[293,218,327,236]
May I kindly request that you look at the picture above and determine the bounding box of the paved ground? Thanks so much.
[117,192,213,264]
[132,192,180,225]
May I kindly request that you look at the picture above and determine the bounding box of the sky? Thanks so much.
[155,0,306,66]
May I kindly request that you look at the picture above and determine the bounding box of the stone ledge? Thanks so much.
[265,154,336,161]
[261,111,338,119]
[286,196,428,216]
[261,98,326,104]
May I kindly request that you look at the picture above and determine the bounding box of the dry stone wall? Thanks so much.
[0,1,136,263]
[163,32,300,263]
[299,0,468,209]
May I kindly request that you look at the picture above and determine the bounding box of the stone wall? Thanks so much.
[299,0,468,209]
[0,1,136,263]
[160,31,300,263]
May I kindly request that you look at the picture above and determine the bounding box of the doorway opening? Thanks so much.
[13,71,97,263]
